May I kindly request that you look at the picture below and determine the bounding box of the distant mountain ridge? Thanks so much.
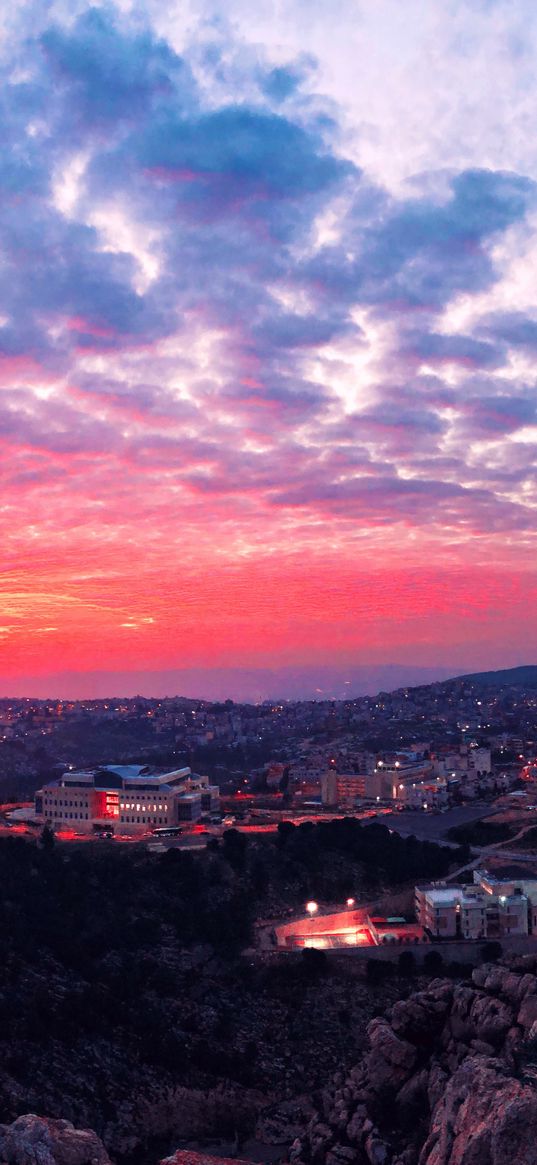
[448,664,537,688]
[0,663,460,702]
[1,663,537,701]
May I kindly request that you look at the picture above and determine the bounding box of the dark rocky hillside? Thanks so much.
[0,827,441,1159]
[5,956,537,1165]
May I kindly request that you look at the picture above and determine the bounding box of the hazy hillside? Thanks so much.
[452,665,537,688]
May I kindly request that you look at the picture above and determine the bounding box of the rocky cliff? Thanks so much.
[289,956,537,1165]
[5,958,537,1165]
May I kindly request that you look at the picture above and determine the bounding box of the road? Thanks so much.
[0,800,511,855]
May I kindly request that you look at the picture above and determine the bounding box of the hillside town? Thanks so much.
[1,668,536,818]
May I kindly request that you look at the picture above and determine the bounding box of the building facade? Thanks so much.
[415,869,537,940]
[34,764,220,834]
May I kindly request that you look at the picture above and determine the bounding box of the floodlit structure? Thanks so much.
[275,907,429,950]
[34,764,219,835]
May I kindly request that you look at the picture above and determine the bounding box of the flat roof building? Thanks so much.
[34,764,219,835]
[416,869,537,940]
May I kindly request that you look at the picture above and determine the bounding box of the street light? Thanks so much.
[306,900,318,916]
[346,897,355,908]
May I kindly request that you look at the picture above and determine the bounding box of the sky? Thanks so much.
[1,0,537,700]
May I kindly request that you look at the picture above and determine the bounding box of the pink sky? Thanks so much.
[1,1,537,697]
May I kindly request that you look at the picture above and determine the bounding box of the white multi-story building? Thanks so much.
[34,764,219,835]
[468,747,492,774]
[416,869,537,940]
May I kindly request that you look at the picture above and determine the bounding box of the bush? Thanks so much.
[366,958,393,984]
[481,940,503,963]
[423,949,444,975]
[301,946,328,974]
[398,950,416,978]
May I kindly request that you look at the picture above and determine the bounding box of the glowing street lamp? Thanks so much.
[346,897,355,908]
[306,900,318,916]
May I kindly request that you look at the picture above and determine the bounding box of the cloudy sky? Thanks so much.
[1,0,537,698]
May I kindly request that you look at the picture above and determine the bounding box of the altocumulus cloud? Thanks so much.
[0,0,537,589]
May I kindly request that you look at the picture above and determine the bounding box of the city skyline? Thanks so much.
[2,1,537,695]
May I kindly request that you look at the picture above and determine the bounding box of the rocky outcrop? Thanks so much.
[290,959,537,1165]
[420,1057,537,1165]
[364,1019,417,1092]
[0,1116,110,1165]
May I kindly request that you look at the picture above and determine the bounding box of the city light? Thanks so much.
[306,900,318,916]
[346,897,355,908]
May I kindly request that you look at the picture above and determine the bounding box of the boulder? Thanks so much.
[468,994,513,1047]
[365,1019,417,1093]
[345,1105,369,1145]
[427,1064,448,1112]
[518,994,537,1034]
[0,1116,110,1165]
[516,972,537,1001]
[325,1148,356,1165]
[364,1132,390,1165]
[447,987,477,1042]
[396,1069,430,1122]
[390,991,451,1046]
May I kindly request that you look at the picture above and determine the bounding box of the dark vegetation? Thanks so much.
[0,741,61,802]
[0,820,469,1161]
[510,826,537,852]
[456,664,537,688]
[268,817,469,903]
[365,948,475,985]
[0,731,278,803]
[447,819,514,847]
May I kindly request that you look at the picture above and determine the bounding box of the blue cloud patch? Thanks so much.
[137,106,354,201]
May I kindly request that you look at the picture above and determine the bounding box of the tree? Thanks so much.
[222,828,248,870]
[398,950,416,978]
[481,940,502,963]
[423,949,444,976]
[301,946,327,975]
[276,820,296,847]
[40,824,55,851]
[366,958,392,985]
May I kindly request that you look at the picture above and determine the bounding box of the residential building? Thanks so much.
[416,869,537,940]
[320,769,387,808]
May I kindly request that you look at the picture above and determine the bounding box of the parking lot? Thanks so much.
[378,802,498,843]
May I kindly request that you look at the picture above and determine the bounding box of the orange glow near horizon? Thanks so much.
[0,551,536,691]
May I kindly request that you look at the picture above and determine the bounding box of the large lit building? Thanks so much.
[34,764,219,835]
[321,769,388,807]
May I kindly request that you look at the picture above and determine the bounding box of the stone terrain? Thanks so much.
[6,958,537,1165]
[288,955,537,1165]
